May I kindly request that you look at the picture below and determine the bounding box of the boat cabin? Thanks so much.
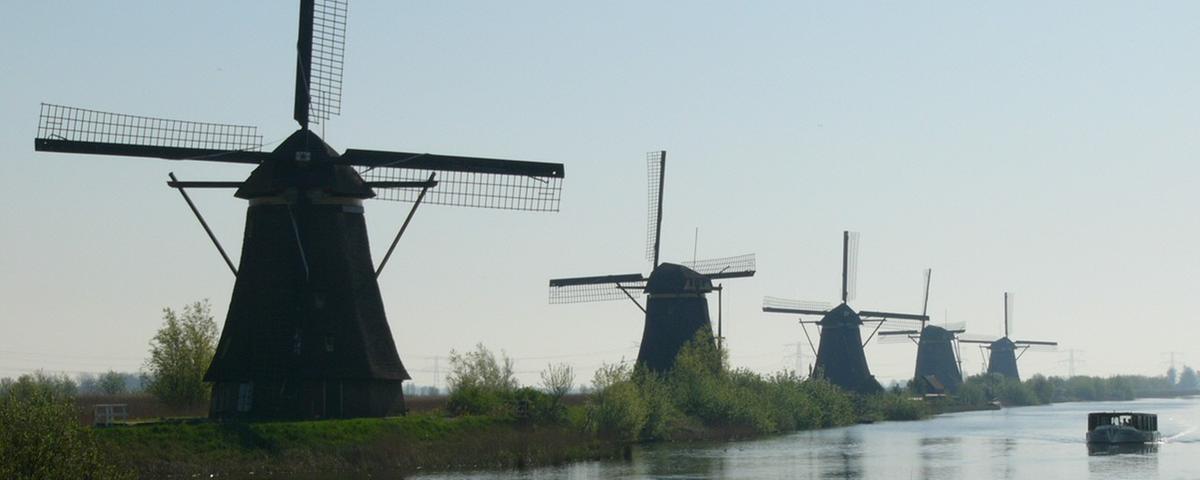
[1088,412,1157,432]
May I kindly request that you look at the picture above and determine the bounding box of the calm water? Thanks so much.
[415,398,1200,480]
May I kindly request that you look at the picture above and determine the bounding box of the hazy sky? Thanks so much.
[2,1,1197,387]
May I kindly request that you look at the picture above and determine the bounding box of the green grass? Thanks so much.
[96,411,621,478]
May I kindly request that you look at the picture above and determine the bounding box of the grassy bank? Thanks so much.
[96,414,623,477]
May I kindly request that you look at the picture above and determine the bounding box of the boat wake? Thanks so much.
[1164,426,1197,443]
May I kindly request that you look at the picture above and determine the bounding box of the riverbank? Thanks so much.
[96,413,625,478]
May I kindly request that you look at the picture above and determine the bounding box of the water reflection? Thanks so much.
[1087,443,1159,478]
[634,443,726,478]
[1087,443,1160,456]
[816,429,863,479]
[918,436,961,479]
[989,438,1017,480]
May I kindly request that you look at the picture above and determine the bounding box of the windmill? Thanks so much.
[548,151,755,373]
[877,270,967,394]
[762,231,928,394]
[958,293,1057,381]
[33,0,565,420]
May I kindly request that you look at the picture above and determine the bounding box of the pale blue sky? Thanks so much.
[1,1,1197,385]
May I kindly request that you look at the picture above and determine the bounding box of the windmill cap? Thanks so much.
[645,263,713,294]
[235,129,374,199]
[819,303,863,326]
[920,325,956,341]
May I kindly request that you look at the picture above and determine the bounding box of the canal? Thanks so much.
[416,397,1200,479]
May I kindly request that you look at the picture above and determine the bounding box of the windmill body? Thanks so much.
[34,1,565,419]
[203,131,405,418]
[637,263,717,372]
[812,304,881,394]
[763,231,927,395]
[549,151,755,374]
[912,325,963,393]
[986,337,1021,380]
[877,270,965,394]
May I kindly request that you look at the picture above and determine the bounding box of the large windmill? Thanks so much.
[548,151,755,373]
[763,231,928,394]
[877,270,967,394]
[959,293,1057,381]
[33,0,565,419]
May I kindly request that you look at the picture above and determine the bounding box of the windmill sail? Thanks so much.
[762,297,833,316]
[682,253,756,279]
[646,150,665,266]
[843,231,859,302]
[351,150,564,211]
[548,273,647,304]
[35,104,265,163]
[921,268,932,316]
[295,0,348,127]
[1005,291,1015,337]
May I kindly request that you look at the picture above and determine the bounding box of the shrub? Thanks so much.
[587,378,646,442]
[447,343,517,392]
[511,387,568,425]
[0,374,131,480]
[860,393,929,421]
[445,384,510,417]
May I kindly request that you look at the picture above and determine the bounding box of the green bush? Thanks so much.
[587,379,646,442]
[859,393,929,421]
[0,373,131,480]
[446,384,510,416]
[585,333,874,443]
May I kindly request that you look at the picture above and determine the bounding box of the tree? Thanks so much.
[540,362,575,398]
[97,370,127,396]
[144,300,219,407]
[1178,366,1199,390]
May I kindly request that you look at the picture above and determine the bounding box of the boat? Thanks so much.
[1086,412,1160,444]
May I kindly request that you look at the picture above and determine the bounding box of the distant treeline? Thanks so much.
[949,370,1191,408]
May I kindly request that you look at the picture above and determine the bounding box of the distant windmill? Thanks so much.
[33,0,565,419]
[763,231,928,394]
[877,269,967,394]
[548,151,755,373]
[959,293,1057,381]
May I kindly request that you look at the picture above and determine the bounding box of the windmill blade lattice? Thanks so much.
[1005,292,1015,337]
[844,231,860,302]
[762,297,833,315]
[942,321,967,333]
[548,273,647,304]
[920,268,932,315]
[682,254,756,279]
[1017,342,1059,352]
[36,104,263,162]
[359,160,563,211]
[307,0,348,124]
[877,333,919,344]
[958,333,998,344]
[646,150,665,265]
